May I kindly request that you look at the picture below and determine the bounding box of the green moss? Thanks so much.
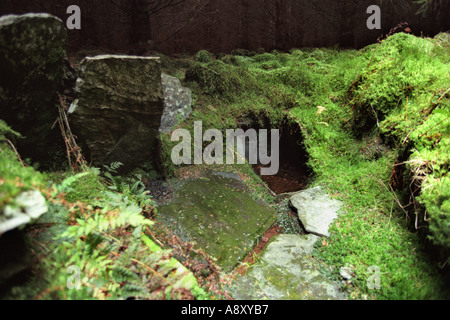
[185,60,256,101]
[0,143,45,212]
[220,55,241,66]
[62,171,107,204]
[195,50,214,63]
[253,53,277,62]
[348,33,447,131]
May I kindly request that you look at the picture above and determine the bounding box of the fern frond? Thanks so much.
[142,234,162,253]
[112,266,140,284]
[58,172,90,192]
[120,283,147,299]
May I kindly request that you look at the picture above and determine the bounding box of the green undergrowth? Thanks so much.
[296,34,449,299]
[0,134,212,299]
[165,33,449,299]
[347,33,449,254]
[2,32,449,300]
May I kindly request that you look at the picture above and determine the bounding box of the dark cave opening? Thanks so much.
[242,118,312,195]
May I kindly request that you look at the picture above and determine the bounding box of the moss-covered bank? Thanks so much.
[1,31,449,300]
[160,32,449,299]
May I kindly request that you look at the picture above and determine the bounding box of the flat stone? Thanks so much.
[289,186,342,238]
[157,171,277,272]
[230,234,346,300]
[212,171,243,182]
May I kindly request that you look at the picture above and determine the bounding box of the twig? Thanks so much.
[5,138,27,167]
[56,92,87,171]
[378,179,409,218]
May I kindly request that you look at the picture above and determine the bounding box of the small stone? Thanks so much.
[340,266,355,280]
[229,234,347,300]
[289,186,342,238]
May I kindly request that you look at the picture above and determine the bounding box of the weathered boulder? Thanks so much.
[0,13,67,164]
[68,55,164,168]
[159,73,192,133]
[289,186,342,238]
[230,234,346,300]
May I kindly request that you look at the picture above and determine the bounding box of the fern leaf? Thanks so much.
[120,283,146,299]
[112,266,140,284]
[142,234,162,253]
[58,172,90,192]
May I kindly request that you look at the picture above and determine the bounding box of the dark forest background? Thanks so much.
[1,0,449,54]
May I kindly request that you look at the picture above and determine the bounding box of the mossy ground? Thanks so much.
[160,32,449,299]
[1,32,449,300]
[0,144,211,300]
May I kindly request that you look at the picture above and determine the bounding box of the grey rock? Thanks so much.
[340,266,355,280]
[159,73,192,133]
[230,234,346,300]
[68,55,164,168]
[289,186,342,238]
[157,171,277,272]
[1,190,48,235]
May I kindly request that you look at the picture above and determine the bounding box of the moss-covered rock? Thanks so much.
[157,171,277,272]
[159,73,192,134]
[195,50,214,63]
[0,13,68,166]
[230,234,346,300]
[68,55,164,169]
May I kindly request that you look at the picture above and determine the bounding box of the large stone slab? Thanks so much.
[159,73,192,133]
[68,55,164,168]
[230,234,346,300]
[289,187,342,238]
[0,13,67,163]
[157,171,277,272]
